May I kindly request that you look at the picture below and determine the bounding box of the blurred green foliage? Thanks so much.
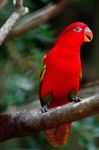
[0,0,99,150]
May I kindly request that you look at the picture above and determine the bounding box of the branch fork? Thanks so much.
[13,0,29,15]
[0,0,29,45]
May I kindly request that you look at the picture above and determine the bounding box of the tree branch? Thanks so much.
[0,93,99,142]
[10,0,69,37]
[0,0,8,10]
[0,0,29,45]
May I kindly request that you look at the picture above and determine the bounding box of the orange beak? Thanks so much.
[84,27,93,42]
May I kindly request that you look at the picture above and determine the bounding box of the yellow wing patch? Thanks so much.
[42,54,47,62]
[40,55,47,82]
[40,64,46,82]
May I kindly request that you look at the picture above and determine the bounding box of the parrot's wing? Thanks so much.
[40,64,46,82]
[40,54,53,111]
[40,55,47,82]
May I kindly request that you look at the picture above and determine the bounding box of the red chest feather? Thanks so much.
[40,52,81,107]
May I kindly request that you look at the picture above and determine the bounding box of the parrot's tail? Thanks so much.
[44,123,71,147]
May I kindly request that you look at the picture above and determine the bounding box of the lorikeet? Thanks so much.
[39,22,93,147]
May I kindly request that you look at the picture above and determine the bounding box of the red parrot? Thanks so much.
[39,22,93,147]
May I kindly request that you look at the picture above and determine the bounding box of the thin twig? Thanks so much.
[0,0,29,45]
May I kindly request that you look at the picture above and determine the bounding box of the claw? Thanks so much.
[41,105,48,113]
[71,96,81,103]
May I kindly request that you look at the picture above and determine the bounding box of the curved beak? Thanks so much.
[84,27,93,42]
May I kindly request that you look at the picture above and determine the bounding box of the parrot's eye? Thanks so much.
[73,27,82,32]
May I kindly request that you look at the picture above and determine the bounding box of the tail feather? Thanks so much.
[45,128,59,147]
[44,123,71,147]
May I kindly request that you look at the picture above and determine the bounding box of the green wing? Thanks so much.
[41,92,53,107]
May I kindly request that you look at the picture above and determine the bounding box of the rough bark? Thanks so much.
[0,93,99,142]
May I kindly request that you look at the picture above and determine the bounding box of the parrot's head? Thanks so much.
[64,22,93,44]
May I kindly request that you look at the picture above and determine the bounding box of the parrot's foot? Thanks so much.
[70,96,81,103]
[41,105,48,113]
